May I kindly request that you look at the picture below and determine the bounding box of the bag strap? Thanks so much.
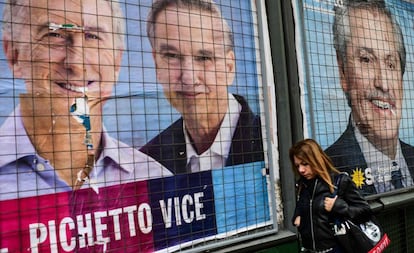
[331,174,345,225]
[331,173,344,197]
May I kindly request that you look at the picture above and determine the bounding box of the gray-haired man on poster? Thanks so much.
[325,0,414,195]
[139,0,264,174]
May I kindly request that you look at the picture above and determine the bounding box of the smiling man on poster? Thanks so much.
[325,0,414,195]
[0,0,172,200]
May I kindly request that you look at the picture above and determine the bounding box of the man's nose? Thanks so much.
[374,63,391,92]
[180,57,198,85]
[63,36,86,74]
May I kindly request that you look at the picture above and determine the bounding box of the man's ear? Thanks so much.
[111,49,124,82]
[225,50,235,86]
[152,49,157,67]
[114,49,124,73]
[337,55,348,92]
[152,48,161,72]
[3,39,23,78]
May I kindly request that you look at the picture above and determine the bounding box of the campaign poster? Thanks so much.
[0,0,272,252]
[295,0,414,196]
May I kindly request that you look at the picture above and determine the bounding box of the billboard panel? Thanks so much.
[296,0,414,196]
[0,0,272,252]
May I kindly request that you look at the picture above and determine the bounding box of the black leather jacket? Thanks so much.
[292,173,372,251]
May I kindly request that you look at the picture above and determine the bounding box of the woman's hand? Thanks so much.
[324,196,337,212]
[294,216,301,227]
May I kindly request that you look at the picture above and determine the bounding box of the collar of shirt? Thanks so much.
[352,116,412,191]
[91,127,172,186]
[0,106,171,184]
[184,94,241,172]
[0,106,128,174]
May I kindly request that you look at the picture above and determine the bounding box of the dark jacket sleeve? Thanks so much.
[291,183,304,226]
[331,173,372,223]
[292,206,300,226]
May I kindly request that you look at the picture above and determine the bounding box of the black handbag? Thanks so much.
[331,174,391,253]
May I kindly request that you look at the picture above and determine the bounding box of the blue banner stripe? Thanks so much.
[148,171,217,250]
[212,161,270,234]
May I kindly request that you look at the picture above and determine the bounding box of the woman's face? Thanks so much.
[294,156,316,180]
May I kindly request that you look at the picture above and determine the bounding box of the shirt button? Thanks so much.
[36,163,45,171]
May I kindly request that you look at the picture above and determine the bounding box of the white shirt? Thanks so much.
[184,94,241,172]
[353,118,413,192]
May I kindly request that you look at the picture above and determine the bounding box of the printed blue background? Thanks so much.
[212,161,270,234]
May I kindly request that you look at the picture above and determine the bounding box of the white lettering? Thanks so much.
[174,197,182,226]
[94,211,110,245]
[159,192,206,228]
[365,168,374,185]
[159,198,173,228]
[123,205,138,237]
[60,217,76,251]
[137,203,152,234]
[77,213,94,248]
[108,208,123,240]
[182,194,194,223]
[48,220,58,253]
[29,223,48,253]
[194,192,206,221]
[24,194,208,251]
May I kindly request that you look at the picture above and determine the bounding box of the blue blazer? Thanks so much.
[139,94,264,174]
[325,119,414,196]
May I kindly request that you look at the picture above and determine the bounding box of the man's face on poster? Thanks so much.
[5,0,123,119]
[340,8,403,142]
[152,7,235,116]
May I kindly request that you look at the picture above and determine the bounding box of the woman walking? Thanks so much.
[290,139,371,253]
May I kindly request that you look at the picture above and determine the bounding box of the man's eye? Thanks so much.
[41,32,66,45]
[47,32,65,39]
[85,33,100,40]
[386,58,397,70]
[163,52,180,59]
[195,55,213,62]
[160,52,182,63]
[359,56,372,63]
